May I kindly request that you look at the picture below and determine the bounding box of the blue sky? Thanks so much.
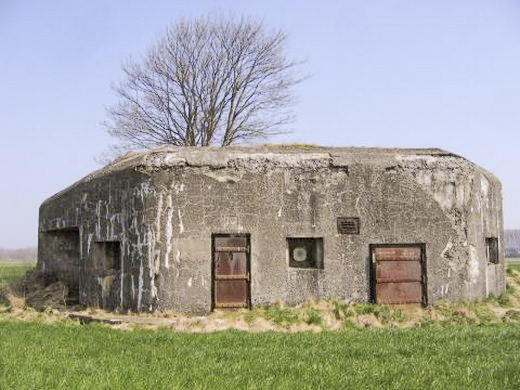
[1,0,519,248]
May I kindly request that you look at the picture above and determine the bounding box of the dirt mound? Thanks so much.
[26,281,69,311]
[8,270,79,311]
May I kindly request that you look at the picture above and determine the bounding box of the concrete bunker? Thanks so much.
[37,145,506,313]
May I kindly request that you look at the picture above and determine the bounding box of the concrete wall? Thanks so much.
[38,146,505,313]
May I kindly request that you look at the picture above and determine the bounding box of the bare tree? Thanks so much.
[105,16,302,149]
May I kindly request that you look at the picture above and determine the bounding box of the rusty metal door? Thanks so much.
[371,245,426,305]
[212,235,250,309]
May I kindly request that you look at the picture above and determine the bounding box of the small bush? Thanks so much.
[0,285,10,307]
[503,310,520,323]
[263,306,300,325]
[471,304,498,324]
[332,300,345,319]
[353,303,380,315]
[485,287,513,308]
[388,308,405,323]
[332,300,356,319]
[497,293,512,307]
[305,308,322,326]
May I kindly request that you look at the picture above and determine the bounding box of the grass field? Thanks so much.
[2,261,520,388]
[0,260,35,285]
[507,257,520,272]
[0,261,35,306]
[1,320,520,389]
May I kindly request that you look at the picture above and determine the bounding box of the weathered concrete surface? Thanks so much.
[38,145,505,313]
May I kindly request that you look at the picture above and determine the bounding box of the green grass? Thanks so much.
[0,260,36,306]
[0,260,35,284]
[0,320,519,389]
[243,304,301,326]
[305,308,322,325]
[1,260,520,388]
[507,258,520,272]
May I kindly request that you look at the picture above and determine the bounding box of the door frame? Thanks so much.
[369,243,428,306]
[211,233,251,310]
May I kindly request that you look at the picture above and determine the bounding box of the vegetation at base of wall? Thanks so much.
[305,308,323,325]
[2,261,520,332]
[251,304,301,326]
[1,320,520,389]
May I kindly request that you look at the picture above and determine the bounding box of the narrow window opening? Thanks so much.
[287,237,324,269]
[95,241,121,273]
[42,228,80,304]
[486,237,499,264]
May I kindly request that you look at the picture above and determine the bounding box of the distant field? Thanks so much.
[0,260,35,284]
[0,258,36,264]
[507,258,520,272]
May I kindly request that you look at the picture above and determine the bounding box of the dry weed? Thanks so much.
[351,314,382,328]
[3,269,520,332]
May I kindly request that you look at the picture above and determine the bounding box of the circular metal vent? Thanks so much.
[292,247,308,262]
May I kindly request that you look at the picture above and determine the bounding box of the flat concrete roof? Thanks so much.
[105,144,462,171]
[42,144,498,206]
